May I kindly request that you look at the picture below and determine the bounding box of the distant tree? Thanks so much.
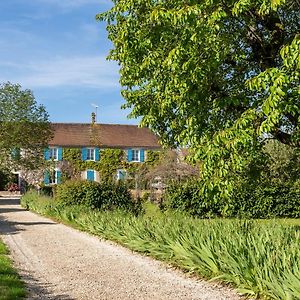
[99,0,299,198]
[0,82,52,172]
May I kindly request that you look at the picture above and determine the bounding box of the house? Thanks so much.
[43,123,160,185]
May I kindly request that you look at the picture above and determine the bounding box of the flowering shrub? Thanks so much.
[5,183,20,192]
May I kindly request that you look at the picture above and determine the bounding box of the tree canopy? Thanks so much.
[0,82,52,171]
[98,0,300,198]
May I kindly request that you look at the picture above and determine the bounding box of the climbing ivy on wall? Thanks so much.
[61,148,160,184]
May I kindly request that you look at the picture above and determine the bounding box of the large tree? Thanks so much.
[0,82,52,171]
[98,0,299,197]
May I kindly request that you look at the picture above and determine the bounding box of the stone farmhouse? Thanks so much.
[40,123,160,186]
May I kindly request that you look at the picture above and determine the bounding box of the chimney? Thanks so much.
[91,112,96,124]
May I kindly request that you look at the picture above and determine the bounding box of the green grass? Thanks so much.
[22,191,300,300]
[0,239,26,300]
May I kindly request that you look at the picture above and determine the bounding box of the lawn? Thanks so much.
[0,239,25,300]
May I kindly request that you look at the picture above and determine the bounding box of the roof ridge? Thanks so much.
[51,122,140,127]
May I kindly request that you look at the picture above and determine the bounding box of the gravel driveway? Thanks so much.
[0,198,241,300]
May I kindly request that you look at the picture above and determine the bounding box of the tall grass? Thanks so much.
[22,191,300,299]
[0,239,26,300]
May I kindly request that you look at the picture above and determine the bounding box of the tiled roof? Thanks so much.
[49,123,161,149]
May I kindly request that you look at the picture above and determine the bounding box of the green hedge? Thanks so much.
[164,180,300,218]
[55,180,135,211]
[229,184,300,218]
[164,180,223,217]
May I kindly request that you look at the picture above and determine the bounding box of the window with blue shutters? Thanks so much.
[87,148,95,161]
[44,169,61,185]
[49,147,58,160]
[128,149,145,162]
[132,149,139,162]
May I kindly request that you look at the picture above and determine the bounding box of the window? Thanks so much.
[132,149,140,162]
[49,170,57,184]
[45,169,61,185]
[49,147,58,160]
[87,148,95,161]
[117,169,127,181]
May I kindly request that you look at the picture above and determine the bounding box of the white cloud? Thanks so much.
[0,55,120,89]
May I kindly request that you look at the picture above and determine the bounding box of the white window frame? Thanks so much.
[49,169,59,185]
[86,148,95,161]
[49,147,58,161]
[131,149,140,162]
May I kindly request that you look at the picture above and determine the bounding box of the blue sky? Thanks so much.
[0,0,137,124]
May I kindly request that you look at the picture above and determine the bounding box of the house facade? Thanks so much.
[42,123,160,185]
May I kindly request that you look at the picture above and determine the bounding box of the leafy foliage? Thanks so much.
[0,82,52,171]
[98,0,300,198]
[55,180,136,211]
[164,179,300,218]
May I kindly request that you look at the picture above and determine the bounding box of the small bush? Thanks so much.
[55,180,135,211]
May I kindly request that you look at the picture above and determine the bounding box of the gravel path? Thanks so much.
[0,198,241,300]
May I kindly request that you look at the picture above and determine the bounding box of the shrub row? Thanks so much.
[164,180,300,218]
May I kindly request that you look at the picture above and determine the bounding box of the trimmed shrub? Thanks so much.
[164,180,300,218]
[229,183,300,218]
[164,180,223,217]
[55,180,135,211]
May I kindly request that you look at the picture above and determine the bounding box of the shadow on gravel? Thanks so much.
[0,219,55,235]
[21,271,74,300]
[0,198,55,235]
[0,198,25,213]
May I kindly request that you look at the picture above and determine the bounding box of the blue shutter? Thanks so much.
[44,148,50,161]
[56,170,62,184]
[127,149,133,162]
[87,170,95,181]
[11,148,21,160]
[140,149,145,162]
[95,148,100,161]
[82,148,87,161]
[44,171,50,185]
[58,148,63,161]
